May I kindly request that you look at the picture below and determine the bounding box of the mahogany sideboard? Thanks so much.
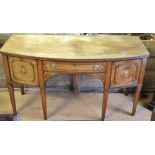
[0,34,149,120]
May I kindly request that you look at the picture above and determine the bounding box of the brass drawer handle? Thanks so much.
[93,64,99,70]
[123,70,129,77]
[21,68,27,75]
[51,64,57,70]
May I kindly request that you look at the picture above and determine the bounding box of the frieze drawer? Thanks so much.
[43,61,106,73]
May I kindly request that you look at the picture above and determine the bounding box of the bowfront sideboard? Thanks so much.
[0,34,149,120]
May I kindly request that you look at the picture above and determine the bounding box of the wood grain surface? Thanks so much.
[0,34,149,60]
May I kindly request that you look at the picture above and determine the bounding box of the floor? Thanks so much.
[0,89,152,121]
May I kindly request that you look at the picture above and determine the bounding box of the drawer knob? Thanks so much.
[93,64,99,70]
[51,64,56,70]
[123,70,129,77]
[21,68,27,75]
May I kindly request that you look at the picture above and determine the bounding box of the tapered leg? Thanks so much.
[101,62,112,121]
[20,84,25,95]
[123,88,129,96]
[72,74,81,92]
[132,57,147,116]
[38,60,47,120]
[2,55,17,115]
[7,82,17,115]
[102,90,109,120]
[39,84,47,120]
[132,85,142,116]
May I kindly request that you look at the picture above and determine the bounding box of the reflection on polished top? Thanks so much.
[0,34,149,60]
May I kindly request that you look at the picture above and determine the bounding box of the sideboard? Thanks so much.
[0,34,149,120]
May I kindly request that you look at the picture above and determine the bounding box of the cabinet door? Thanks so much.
[8,57,38,85]
[110,59,142,88]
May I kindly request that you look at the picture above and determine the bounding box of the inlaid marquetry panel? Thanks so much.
[44,72,58,82]
[8,57,38,85]
[110,59,142,88]
[44,72,105,83]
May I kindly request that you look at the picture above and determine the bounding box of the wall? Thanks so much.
[143,40,155,92]
[0,34,10,87]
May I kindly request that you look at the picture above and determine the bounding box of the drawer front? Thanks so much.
[110,59,142,88]
[8,57,38,85]
[43,61,106,73]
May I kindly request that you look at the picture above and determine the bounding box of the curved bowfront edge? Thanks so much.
[0,34,149,120]
[0,34,149,61]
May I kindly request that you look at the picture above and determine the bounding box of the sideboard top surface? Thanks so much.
[0,34,149,61]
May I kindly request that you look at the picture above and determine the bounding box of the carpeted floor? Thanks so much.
[0,89,152,121]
